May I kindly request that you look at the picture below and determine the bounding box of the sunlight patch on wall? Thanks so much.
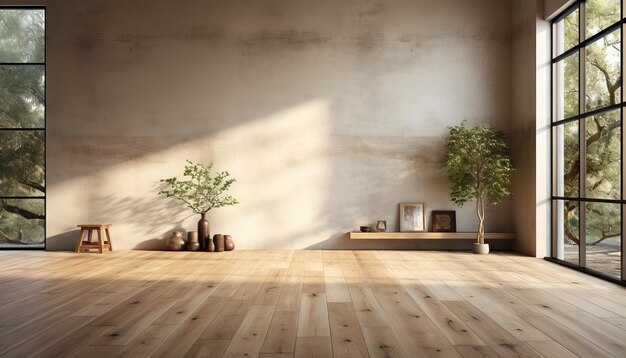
[47,98,332,249]
[536,20,551,258]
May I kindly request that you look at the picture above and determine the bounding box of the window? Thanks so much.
[551,0,624,282]
[0,7,45,249]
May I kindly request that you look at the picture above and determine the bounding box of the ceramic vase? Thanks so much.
[167,231,186,251]
[207,238,215,252]
[473,243,489,254]
[187,231,200,251]
[224,235,235,251]
[198,213,209,250]
[213,234,225,252]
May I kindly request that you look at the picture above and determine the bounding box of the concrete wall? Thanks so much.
[5,0,514,250]
[545,0,575,20]
[536,3,552,259]
[510,0,551,257]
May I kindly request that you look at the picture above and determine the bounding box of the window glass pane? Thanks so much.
[0,130,44,196]
[586,30,621,112]
[0,9,44,63]
[585,202,621,278]
[555,53,579,120]
[0,198,44,247]
[586,0,620,39]
[555,7,579,56]
[0,65,44,128]
[556,200,580,265]
[0,8,45,250]
[585,110,620,200]
[554,121,579,197]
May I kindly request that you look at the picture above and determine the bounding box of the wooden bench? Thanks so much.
[348,232,516,240]
[75,224,113,253]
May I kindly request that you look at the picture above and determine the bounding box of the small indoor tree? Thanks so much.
[159,160,239,250]
[445,121,514,253]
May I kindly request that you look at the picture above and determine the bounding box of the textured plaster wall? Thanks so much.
[544,0,575,20]
[510,0,551,257]
[511,0,537,256]
[8,0,514,250]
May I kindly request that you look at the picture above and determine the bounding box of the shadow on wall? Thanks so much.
[47,182,197,250]
[46,230,80,251]
[46,227,174,251]
[95,184,197,250]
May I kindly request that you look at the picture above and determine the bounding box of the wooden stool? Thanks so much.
[75,224,113,253]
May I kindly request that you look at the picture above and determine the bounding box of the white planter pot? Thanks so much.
[473,243,489,254]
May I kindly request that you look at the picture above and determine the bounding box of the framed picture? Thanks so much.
[399,202,425,232]
[431,210,456,232]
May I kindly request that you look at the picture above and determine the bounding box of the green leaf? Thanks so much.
[445,120,515,207]
[158,161,239,214]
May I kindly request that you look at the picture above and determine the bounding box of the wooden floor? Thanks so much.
[0,250,625,358]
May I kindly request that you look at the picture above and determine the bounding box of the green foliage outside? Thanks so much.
[0,65,44,128]
[558,0,621,246]
[159,161,239,215]
[0,9,44,62]
[0,10,45,246]
[0,131,44,196]
[0,199,44,245]
[446,121,514,244]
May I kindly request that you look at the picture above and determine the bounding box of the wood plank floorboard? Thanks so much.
[0,250,623,357]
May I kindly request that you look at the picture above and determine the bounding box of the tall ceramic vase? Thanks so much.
[198,213,209,251]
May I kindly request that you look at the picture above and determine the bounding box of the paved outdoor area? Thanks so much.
[564,243,621,278]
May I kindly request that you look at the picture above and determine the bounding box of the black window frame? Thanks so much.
[549,0,625,284]
[0,5,46,250]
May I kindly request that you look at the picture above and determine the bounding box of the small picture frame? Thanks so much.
[432,210,456,232]
[399,202,425,232]
[376,220,387,232]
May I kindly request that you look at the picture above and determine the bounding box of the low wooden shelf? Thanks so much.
[348,232,516,240]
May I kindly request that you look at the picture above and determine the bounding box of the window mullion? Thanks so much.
[579,0,587,269]
[551,14,557,258]
[620,0,626,281]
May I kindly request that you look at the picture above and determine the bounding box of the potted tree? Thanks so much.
[445,121,514,254]
[159,161,239,250]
